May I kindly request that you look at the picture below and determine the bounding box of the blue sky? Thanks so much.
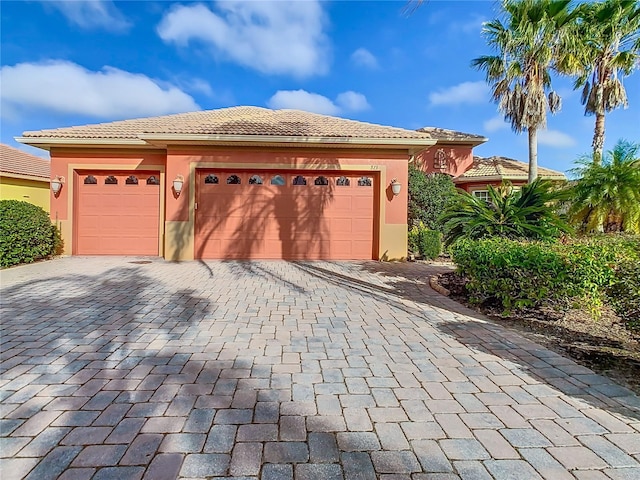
[1,0,638,175]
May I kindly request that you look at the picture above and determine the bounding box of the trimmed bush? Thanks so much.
[408,222,441,260]
[0,200,60,268]
[408,166,456,231]
[450,237,630,316]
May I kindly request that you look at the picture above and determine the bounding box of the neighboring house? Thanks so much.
[454,156,567,201]
[18,106,488,261]
[0,143,51,211]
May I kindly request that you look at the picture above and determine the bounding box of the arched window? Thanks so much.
[249,175,263,185]
[226,175,241,185]
[84,175,97,185]
[292,175,307,186]
[105,175,118,185]
[204,174,219,184]
[146,176,160,185]
[125,175,138,185]
[270,175,285,186]
[314,176,329,186]
[358,177,372,187]
[336,176,350,186]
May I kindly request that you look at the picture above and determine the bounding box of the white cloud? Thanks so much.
[335,91,370,112]
[538,129,576,148]
[428,81,489,106]
[267,89,370,115]
[0,61,200,121]
[157,1,330,78]
[44,0,131,32]
[351,48,379,69]
[483,115,509,133]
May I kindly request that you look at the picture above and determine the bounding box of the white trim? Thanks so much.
[17,134,437,152]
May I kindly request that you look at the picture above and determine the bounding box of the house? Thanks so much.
[454,156,567,201]
[0,143,51,211]
[18,106,489,261]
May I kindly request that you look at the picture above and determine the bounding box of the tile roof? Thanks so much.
[22,106,439,141]
[455,156,566,181]
[0,143,50,179]
[416,127,487,143]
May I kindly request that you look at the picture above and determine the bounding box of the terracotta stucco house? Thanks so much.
[17,106,485,261]
[454,156,567,201]
[0,143,51,211]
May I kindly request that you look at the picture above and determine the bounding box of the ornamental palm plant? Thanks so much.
[440,179,571,246]
[557,0,640,164]
[568,140,640,233]
[472,0,576,182]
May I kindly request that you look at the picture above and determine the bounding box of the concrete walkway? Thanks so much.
[1,257,639,480]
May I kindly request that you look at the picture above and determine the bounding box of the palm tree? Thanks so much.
[472,0,575,183]
[569,139,640,233]
[440,179,570,246]
[558,0,640,164]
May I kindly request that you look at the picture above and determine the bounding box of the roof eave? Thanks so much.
[433,137,488,147]
[0,171,50,182]
[15,137,151,151]
[138,133,437,151]
[17,134,437,153]
[454,174,566,183]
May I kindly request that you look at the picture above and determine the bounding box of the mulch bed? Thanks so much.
[438,271,640,395]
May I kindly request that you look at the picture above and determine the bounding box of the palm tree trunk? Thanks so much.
[528,128,538,183]
[592,113,605,164]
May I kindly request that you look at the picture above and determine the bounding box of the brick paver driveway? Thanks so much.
[1,257,639,480]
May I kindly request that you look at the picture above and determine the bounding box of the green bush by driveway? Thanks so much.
[451,235,639,325]
[0,200,62,268]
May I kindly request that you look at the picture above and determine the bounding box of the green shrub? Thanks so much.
[0,200,60,268]
[408,166,456,232]
[408,222,441,259]
[451,234,640,324]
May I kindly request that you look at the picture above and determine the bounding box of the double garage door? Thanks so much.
[75,171,160,255]
[195,170,376,260]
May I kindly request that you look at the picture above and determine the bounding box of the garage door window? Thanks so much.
[249,175,263,185]
[84,175,97,185]
[105,176,118,185]
[293,175,307,186]
[147,176,160,185]
[204,174,219,184]
[314,176,329,186]
[227,175,241,185]
[270,175,285,186]
[126,175,138,185]
[336,176,350,186]
[358,177,372,186]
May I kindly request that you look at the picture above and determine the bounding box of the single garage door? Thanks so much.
[195,170,375,260]
[75,171,161,255]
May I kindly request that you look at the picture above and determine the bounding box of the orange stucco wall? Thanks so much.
[49,146,410,260]
[414,144,474,177]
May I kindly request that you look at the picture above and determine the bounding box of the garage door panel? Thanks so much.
[76,172,160,256]
[196,171,374,260]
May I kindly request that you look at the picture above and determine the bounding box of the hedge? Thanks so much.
[450,236,639,321]
[0,200,62,268]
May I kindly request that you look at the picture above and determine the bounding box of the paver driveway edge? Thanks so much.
[1,257,639,480]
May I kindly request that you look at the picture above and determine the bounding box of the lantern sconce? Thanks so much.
[51,176,65,196]
[390,178,401,196]
[172,174,184,197]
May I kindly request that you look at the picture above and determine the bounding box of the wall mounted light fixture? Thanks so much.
[51,176,65,196]
[173,174,184,196]
[390,178,401,196]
